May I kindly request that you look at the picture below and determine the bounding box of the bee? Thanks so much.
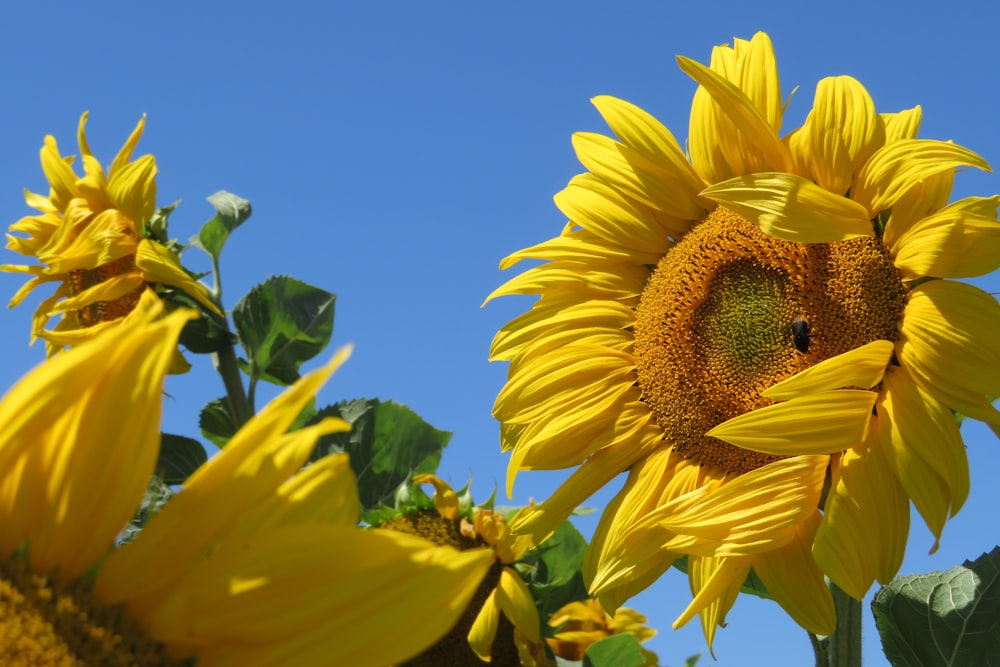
[791,316,810,353]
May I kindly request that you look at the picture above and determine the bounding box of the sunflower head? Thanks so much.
[489,30,1000,650]
[547,598,659,666]
[376,474,543,665]
[3,112,219,355]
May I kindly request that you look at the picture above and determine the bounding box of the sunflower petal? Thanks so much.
[813,436,909,600]
[707,390,876,455]
[700,172,873,242]
[891,196,1000,279]
[136,239,222,315]
[854,139,990,215]
[753,514,836,634]
[497,566,541,643]
[762,340,893,400]
[673,555,752,655]
[468,587,501,662]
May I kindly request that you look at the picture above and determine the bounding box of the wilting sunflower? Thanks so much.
[487,31,1000,647]
[2,112,219,356]
[378,474,544,666]
[0,304,493,666]
[547,598,659,666]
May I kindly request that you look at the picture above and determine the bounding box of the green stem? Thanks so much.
[212,337,254,429]
[829,582,863,667]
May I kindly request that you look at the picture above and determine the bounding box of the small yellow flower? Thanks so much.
[3,113,219,356]
[547,598,659,666]
[0,307,493,666]
[391,474,543,665]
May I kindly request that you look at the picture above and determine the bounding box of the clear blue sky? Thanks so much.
[2,2,999,665]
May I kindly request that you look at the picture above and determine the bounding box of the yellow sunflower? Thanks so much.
[487,31,1000,648]
[547,598,658,666]
[3,112,219,356]
[0,304,493,666]
[385,474,543,666]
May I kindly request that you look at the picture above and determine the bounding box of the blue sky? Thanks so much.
[2,2,999,665]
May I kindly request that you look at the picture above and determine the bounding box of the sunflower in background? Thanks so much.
[377,474,546,666]
[0,304,493,666]
[547,598,659,666]
[487,31,1000,648]
[2,113,219,357]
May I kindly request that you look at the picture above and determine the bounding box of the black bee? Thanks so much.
[791,317,810,353]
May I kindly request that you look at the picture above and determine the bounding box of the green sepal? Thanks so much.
[233,275,335,386]
[873,546,1000,666]
[190,191,252,262]
[145,200,180,246]
[157,433,208,485]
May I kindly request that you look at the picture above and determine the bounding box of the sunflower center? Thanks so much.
[68,255,145,327]
[633,206,906,475]
[380,512,519,667]
[0,555,181,666]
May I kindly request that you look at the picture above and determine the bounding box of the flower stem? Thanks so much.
[829,582,863,667]
[212,338,254,430]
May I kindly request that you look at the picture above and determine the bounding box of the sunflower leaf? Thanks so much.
[308,398,450,513]
[191,191,252,261]
[157,434,208,485]
[583,633,645,667]
[872,547,1000,667]
[200,397,237,448]
[233,275,335,386]
[516,520,590,625]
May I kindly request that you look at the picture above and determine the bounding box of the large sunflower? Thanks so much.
[2,112,219,356]
[0,304,493,665]
[487,31,1000,647]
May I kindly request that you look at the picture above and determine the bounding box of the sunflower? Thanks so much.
[2,112,219,357]
[487,31,1000,648]
[0,303,494,666]
[379,474,544,666]
[546,598,658,666]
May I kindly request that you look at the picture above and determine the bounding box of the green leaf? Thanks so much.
[200,398,237,448]
[516,521,590,625]
[157,434,208,485]
[146,200,180,245]
[119,477,173,545]
[164,290,234,353]
[873,547,1000,667]
[233,276,335,386]
[583,634,645,667]
[307,399,450,512]
[190,191,252,261]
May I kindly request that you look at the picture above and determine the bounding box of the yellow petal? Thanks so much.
[673,555,751,656]
[813,436,910,600]
[882,106,922,143]
[762,340,893,400]
[891,196,1000,279]
[754,514,836,634]
[483,260,648,305]
[94,346,353,605]
[878,365,969,545]
[468,587,501,662]
[790,76,883,196]
[707,390,876,455]
[413,474,461,520]
[135,239,222,315]
[700,172,873,242]
[142,526,494,667]
[0,304,195,580]
[853,139,990,215]
[677,54,790,174]
[107,154,157,225]
[570,132,706,220]
[497,566,541,643]
[655,455,826,557]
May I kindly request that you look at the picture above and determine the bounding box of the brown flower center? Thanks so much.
[633,206,906,475]
[0,556,181,666]
[67,255,145,327]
